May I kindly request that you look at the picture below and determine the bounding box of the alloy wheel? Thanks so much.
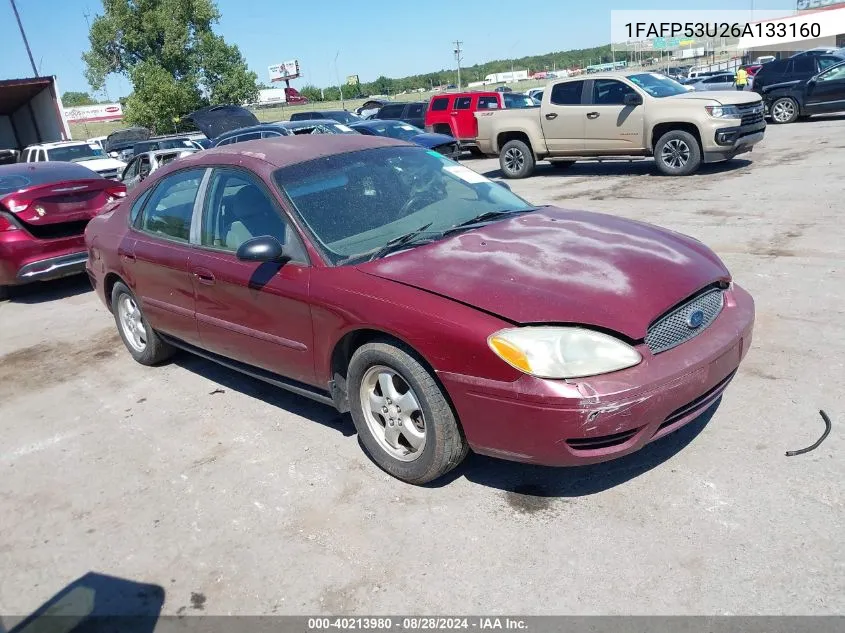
[661,139,691,170]
[772,99,796,123]
[503,147,525,173]
[359,365,427,462]
[118,294,147,353]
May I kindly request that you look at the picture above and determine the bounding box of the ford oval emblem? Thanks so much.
[686,309,705,329]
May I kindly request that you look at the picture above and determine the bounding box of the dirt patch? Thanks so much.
[504,484,554,514]
[0,329,121,400]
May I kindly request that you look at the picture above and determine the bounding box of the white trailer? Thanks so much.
[0,76,71,159]
[484,70,530,84]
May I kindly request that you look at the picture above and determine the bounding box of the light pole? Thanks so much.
[10,0,38,76]
[453,40,463,89]
[334,50,345,109]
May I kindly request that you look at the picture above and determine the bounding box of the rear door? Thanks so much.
[451,96,476,139]
[190,167,315,384]
[804,63,845,113]
[540,80,587,152]
[377,104,406,121]
[126,168,208,345]
[582,79,646,153]
[425,96,450,132]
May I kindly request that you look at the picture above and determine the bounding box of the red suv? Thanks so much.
[424,91,504,155]
[0,162,125,300]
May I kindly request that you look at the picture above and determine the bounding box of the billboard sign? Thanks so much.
[346,74,360,86]
[62,103,123,123]
[269,60,301,82]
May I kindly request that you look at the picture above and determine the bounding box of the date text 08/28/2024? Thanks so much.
[624,21,822,39]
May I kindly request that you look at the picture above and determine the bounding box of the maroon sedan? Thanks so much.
[0,162,126,300]
[85,135,754,484]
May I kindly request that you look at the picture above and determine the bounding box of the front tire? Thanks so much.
[499,139,535,179]
[111,281,174,365]
[654,130,702,176]
[770,97,799,124]
[347,340,468,484]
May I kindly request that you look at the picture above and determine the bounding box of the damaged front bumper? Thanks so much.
[438,284,755,467]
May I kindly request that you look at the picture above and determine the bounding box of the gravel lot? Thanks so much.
[1,117,842,620]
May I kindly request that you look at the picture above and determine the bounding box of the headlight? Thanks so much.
[705,105,741,119]
[487,327,642,379]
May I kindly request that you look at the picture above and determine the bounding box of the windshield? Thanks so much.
[366,122,422,141]
[47,144,107,162]
[274,146,534,265]
[627,73,688,97]
[503,93,539,108]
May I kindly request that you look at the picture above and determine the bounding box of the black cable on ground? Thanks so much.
[786,410,832,457]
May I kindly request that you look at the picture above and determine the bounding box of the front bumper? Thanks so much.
[438,284,755,467]
[703,120,766,162]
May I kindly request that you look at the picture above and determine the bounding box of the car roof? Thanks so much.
[168,134,408,171]
[25,140,94,150]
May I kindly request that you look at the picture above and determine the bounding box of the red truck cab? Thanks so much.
[424,91,503,152]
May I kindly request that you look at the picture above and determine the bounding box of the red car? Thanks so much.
[424,91,505,154]
[85,135,754,484]
[0,162,126,300]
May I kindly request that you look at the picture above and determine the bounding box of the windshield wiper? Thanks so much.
[366,222,435,262]
[442,208,536,237]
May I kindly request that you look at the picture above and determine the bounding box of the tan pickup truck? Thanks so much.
[474,71,766,177]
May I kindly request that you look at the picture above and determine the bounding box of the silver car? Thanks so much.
[690,73,738,92]
[120,148,198,191]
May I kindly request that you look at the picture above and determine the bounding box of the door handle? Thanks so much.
[586,112,600,119]
[193,268,215,285]
[544,112,558,120]
[119,252,136,263]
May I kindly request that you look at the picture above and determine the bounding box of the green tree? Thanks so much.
[82,0,257,132]
[298,84,323,102]
[62,91,98,107]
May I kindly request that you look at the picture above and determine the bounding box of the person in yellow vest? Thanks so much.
[735,67,749,91]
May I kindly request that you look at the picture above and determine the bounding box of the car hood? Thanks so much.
[665,91,761,105]
[357,207,730,339]
[411,132,456,148]
[105,127,151,152]
[183,105,260,139]
[76,157,126,171]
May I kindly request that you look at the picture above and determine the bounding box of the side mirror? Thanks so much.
[236,235,288,263]
[624,92,643,106]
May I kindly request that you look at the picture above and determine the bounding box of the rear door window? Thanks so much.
[405,103,425,118]
[378,104,406,119]
[550,81,585,105]
[430,97,449,112]
[454,97,472,110]
[137,168,205,242]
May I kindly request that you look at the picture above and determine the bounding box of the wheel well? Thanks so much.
[496,131,532,155]
[651,122,702,152]
[328,329,445,415]
[103,272,124,312]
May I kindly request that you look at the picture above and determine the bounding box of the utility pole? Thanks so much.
[10,0,38,76]
[333,50,345,109]
[453,40,463,90]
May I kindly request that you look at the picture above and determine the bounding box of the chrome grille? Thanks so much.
[645,287,725,354]
[738,102,765,126]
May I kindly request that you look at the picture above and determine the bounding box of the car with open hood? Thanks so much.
[104,127,151,161]
[84,135,754,484]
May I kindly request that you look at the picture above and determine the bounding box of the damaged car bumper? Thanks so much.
[438,284,755,467]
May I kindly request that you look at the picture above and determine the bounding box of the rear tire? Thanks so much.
[347,340,468,484]
[654,130,702,176]
[111,281,174,365]
[770,97,799,124]
[499,139,535,179]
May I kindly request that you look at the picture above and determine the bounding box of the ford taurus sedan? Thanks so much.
[84,135,754,484]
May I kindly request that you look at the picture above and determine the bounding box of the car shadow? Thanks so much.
[5,275,92,304]
[798,113,845,123]
[3,572,164,633]
[173,353,356,437]
[481,158,752,180]
[429,398,721,497]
